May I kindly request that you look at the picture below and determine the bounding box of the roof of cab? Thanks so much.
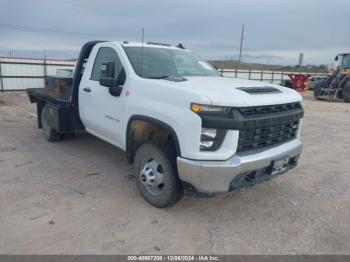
[110,41,188,50]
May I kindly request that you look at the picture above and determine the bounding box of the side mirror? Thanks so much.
[108,84,123,97]
[99,77,123,97]
[99,67,126,97]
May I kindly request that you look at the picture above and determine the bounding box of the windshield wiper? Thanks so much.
[145,75,187,82]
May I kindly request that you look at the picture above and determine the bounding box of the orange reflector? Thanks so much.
[191,103,201,113]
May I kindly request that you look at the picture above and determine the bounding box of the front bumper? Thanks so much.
[177,139,302,193]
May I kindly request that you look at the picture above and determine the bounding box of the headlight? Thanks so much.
[200,128,226,151]
[191,103,230,115]
[191,103,229,151]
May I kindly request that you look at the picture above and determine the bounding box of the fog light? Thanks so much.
[200,128,222,151]
[201,128,217,139]
[200,141,214,149]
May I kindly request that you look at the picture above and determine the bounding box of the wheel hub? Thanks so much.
[140,159,165,193]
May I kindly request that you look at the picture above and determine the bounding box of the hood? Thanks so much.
[170,76,303,107]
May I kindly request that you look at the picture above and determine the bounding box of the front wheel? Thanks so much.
[343,81,350,103]
[313,81,323,100]
[134,143,183,208]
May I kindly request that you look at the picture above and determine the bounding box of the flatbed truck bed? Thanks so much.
[27,87,84,133]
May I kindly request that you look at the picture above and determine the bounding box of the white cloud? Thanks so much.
[0,0,349,64]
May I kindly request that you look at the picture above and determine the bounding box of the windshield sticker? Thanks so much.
[198,61,213,70]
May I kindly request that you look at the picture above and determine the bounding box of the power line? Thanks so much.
[0,23,108,38]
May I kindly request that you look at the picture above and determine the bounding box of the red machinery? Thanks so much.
[287,74,311,92]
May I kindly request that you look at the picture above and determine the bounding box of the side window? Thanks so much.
[91,47,124,81]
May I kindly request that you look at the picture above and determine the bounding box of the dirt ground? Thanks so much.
[0,91,349,255]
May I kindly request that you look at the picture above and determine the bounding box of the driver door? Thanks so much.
[79,46,126,147]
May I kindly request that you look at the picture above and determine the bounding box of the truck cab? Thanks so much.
[27,41,303,207]
[335,53,350,69]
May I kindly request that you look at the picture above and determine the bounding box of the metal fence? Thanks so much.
[0,57,75,91]
[220,69,328,84]
[0,57,328,91]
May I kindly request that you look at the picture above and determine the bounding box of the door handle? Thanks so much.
[83,87,91,93]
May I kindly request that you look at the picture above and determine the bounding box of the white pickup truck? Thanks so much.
[27,41,303,207]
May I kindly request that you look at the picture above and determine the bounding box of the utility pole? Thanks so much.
[238,24,244,63]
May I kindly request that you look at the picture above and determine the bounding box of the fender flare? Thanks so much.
[125,115,182,159]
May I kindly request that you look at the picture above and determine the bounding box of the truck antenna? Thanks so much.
[140,28,145,77]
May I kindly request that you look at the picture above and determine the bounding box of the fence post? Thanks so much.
[248,69,251,80]
[271,71,274,83]
[0,61,3,92]
[43,57,47,77]
[281,72,284,83]
[260,70,264,81]
[43,55,47,88]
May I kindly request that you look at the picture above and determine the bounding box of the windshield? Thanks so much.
[123,46,220,78]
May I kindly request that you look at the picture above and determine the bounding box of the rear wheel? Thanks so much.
[134,143,183,208]
[41,106,61,142]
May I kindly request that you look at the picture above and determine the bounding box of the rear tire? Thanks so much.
[41,106,61,142]
[134,142,183,208]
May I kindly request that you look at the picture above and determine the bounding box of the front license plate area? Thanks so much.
[270,156,290,175]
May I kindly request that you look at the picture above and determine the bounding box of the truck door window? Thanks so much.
[91,47,124,81]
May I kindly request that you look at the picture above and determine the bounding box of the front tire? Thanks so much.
[343,81,350,103]
[134,143,183,208]
[41,106,61,142]
[313,81,324,100]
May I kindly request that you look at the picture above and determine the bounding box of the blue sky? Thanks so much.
[0,0,349,65]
